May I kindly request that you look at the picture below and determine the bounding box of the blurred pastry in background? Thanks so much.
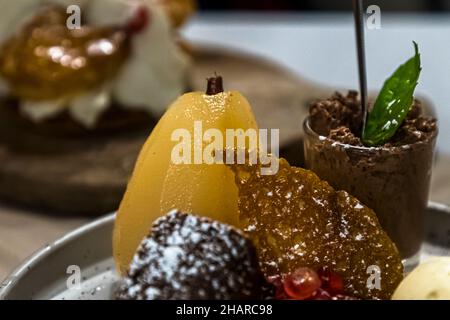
[159,0,196,28]
[0,0,193,133]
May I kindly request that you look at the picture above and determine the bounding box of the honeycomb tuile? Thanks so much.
[229,157,403,300]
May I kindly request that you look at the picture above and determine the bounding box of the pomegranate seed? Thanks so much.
[267,275,287,299]
[267,274,282,285]
[332,294,359,300]
[283,267,321,300]
[309,288,332,300]
[317,266,344,294]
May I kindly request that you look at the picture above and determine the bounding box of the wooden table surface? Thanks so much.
[1,155,449,282]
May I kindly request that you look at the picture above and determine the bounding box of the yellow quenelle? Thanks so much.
[392,257,450,300]
[113,76,259,274]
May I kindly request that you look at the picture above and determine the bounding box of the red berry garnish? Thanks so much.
[267,275,287,299]
[283,267,322,300]
[317,266,344,295]
[125,6,150,35]
[332,294,359,300]
[267,274,282,285]
[309,288,332,300]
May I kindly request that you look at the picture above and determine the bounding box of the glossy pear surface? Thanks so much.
[113,90,258,273]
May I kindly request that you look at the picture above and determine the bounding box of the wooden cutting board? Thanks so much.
[0,46,330,215]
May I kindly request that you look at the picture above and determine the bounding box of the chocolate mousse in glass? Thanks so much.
[303,91,437,268]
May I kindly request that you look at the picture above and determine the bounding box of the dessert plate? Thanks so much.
[0,202,449,300]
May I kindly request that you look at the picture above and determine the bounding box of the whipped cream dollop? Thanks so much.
[0,0,190,127]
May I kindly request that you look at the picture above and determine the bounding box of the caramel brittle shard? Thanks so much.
[230,158,403,300]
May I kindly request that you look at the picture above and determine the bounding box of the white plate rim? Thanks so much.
[0,213,115,299]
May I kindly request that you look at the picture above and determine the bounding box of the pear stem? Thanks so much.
[206,75,224,95]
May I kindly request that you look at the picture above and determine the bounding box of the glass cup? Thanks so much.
[303,117,437,270]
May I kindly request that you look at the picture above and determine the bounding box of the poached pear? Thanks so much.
[113,76,259,273]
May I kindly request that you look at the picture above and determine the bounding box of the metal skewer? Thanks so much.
[352,0,368,131]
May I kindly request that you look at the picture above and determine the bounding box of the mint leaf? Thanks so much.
[362,42,421,147]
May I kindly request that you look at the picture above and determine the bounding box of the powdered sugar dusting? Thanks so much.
[116,211,268,300]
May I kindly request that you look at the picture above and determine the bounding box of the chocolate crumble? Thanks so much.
[309,91,436,147]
